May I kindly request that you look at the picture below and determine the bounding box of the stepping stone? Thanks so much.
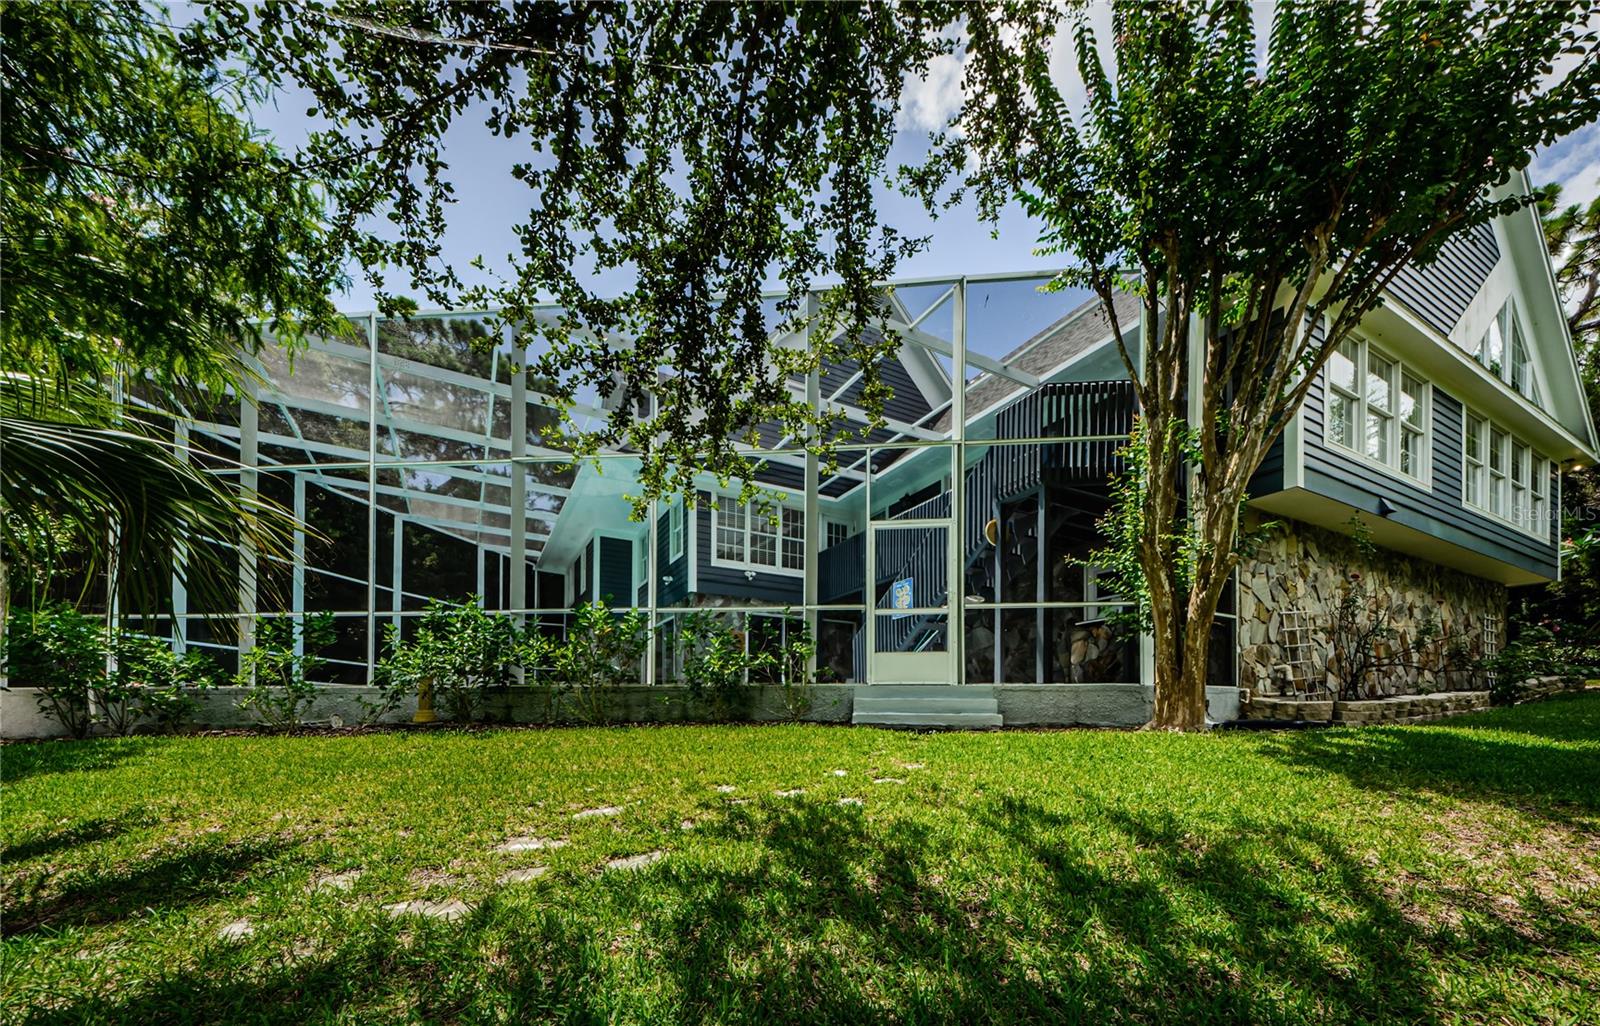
[872,777,905,785]
[900,763,925,770]
[837,797,863,807]
[310,871,362,892]
[714,785,737,794]
[497,836,568,852]
[496,866,549,885]
[729,798,751,806]
[679,819,696,831]
[384,898,471,921]
[217,918,254,941]
[830,770,848,777]
[774,788,805,797]
[604,850,663,872]
[573,805,622,820]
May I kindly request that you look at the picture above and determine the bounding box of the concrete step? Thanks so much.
[852,710,1004,728]
[858,686,995,699]
[854,696,1000,715]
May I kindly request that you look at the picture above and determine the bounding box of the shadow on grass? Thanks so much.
[1255,692,1600,816]
[0,809,158,864]
[17,794,1597,1025]
[3,835,294,939]
[0,734,170,785]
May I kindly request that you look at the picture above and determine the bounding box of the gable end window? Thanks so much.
[1326,336,1430,483]
[712,496,804,576]
[1462,409,1551,539]
[1469,299,1543,406]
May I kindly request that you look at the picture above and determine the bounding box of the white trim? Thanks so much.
[1461,406,1554,540]
[1322,333,1433,489]
[667,497,685,562]
[708,494,807,578]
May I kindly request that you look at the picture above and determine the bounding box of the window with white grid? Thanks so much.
[1325,334,1429,483]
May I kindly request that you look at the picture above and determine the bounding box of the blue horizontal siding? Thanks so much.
[691,491,803,605]
[1387,221,1500,336]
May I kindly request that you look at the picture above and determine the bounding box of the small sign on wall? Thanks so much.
[890,577,914,618]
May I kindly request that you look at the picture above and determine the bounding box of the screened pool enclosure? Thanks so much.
[166,273,1239,690]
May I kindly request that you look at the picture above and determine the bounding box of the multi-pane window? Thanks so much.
[1328,339,1359,450]
[1325,335,1428,481]
[711,497,804,574]
[1464,410,1552,538]
[668,498,684,562]
[1488,425,1507,517]
[782,510,804,570]
[1464,414,1486,507]
[1399,372,1427,478]
[825,520,851,549]
[715,496,745,561]
[1472,299,1542,405]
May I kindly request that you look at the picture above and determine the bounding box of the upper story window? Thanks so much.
[667,498,684,562]
[712,495,804,575]
[1463,409,1551,539]
[825,519,851,549]
[1326,336,1430,483]
[1468,299,1542,406]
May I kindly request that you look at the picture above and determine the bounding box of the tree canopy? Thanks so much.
[937,1,1600,726]
[186,1,1022,501]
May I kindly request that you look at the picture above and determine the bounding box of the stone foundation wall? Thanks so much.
[1237,516,1506,696]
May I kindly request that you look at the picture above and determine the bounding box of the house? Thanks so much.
[182,172,1595,726]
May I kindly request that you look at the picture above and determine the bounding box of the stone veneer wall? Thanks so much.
[1237,515,1506,696]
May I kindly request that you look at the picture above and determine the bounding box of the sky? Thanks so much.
[237,3,1600,313]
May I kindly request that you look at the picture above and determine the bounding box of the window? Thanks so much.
[715,496,745,562]
[711,497,804,575]
[825,520,851,549]
[777,505,800,569]
[668,499,684,562]
[1463,409,1552,538]
[1472,300,1542,404]
[1325,335,1428,481]
[1464,413,1486,507]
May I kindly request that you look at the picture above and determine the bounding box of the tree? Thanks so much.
[186,1,1012,506]
[1528,180,1600,647]
[941,2,1600,728]
[1,2,345,624]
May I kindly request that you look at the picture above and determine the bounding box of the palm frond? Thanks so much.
[1,372,304,621]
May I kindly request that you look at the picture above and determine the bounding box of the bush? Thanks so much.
[376,599,521,722]
[530,602,649,725]
[4,606,218,736]
[1484,618,1600,705]
[5,604,105,738]
[235,612,335,728]
[101,631,217,735]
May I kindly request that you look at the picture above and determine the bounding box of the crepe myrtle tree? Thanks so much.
[184,1,1036,509]
[937,2,1600,728]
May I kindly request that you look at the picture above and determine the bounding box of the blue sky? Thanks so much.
[238,4,1600,313]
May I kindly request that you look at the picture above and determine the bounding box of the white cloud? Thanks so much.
[900,48,967,133]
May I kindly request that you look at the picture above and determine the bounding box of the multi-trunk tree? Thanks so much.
[942,1,1600,727]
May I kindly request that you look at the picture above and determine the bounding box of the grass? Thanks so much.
[3,696,1598,1026]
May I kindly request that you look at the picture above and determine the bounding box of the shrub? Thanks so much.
[5,604,105,738]
[376,599,521,722]
[532,602,649,725]
[101,631,217,735]
[1484,618,1599,705]
[236,612,335,728]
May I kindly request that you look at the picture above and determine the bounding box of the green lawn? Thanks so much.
[3,696,1599,1026]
